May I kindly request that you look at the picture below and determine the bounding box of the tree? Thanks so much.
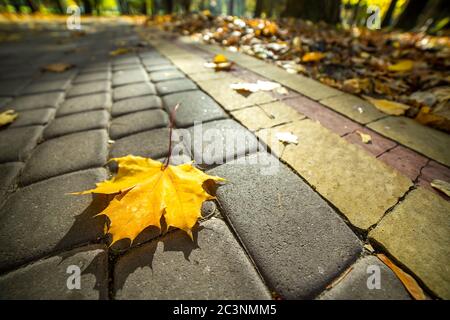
[81,0,92,14]
[25,0,38,12]
[350,0,362,25]
[254,0,263,17]
[165,0,173,13]
[381,0,398,28]
[227,0,234,15]
[416,0,450,31]
[118,0,129,14]
[180,0,191,13]
[395,0,428,30]
[282,0,341,24]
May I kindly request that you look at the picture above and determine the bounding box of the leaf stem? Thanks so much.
[163,103,180,169]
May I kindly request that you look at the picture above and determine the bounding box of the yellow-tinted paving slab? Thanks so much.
[369,188,450,299]
[257,120,412,230]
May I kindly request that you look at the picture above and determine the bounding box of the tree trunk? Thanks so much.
[165,0,174,14]
[118,0,129,14]
[25,0,38,12]
[416,0,450,30]
[180,0,191,13]
[381,0,398,28]
[350,0,362,25]
[228,0,234,15]
[282,0,341,24]
[395,0,428,30]
[81,0,92,14]
[54,0,65,13]
[254,0,263,17]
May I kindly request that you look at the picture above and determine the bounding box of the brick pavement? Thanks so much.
[0,21,447,300]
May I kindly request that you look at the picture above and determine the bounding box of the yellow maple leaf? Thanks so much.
[302,52,325,62]
[75,155,225,244]
[213,54,228,64]
[388,60,414,72]
[364,96,410,116]
[0,109,18,127]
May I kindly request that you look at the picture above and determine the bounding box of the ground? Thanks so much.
[0,17,449,300]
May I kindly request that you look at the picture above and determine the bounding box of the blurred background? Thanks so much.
[0,0,448,33]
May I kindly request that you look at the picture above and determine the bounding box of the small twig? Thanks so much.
[163,103,180,169]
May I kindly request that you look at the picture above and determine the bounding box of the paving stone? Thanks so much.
[4,92,64,111]
[21,79,71,95]
[111,95,162,117]
[155,78,197,95]
[320,94,386,124]
[9,108,55,128]
[231,101,305,131]
[368,116,450,167]
[67,80,110,98]
[257,120,412,230]
[343,128,397,157]
[0,97,11,109]
[0,126,43,163]
[113,82,156,101]
[112,55,140,66]
[73,71,111,84]
[162,90,227,127]
[319,256,411,300]
[0,244,108,300]
[112,69,148,87]
[418,161,450,198]
[20,130,108,186]
[114,218,271,300]
[283,96,361,136]
[0,169,108,272]
[113,63,142,72]
[0,79,30,96]
[80,64,110,75]
[369,188,450,299]
[378,145,428,181]
[183,119,260,167]
[38,69,78,82]
[146,64,177,72]
[209,153,362,299]
[110,109,168,139]
[149,69,186,82]
[110,127,184,160]
[141,57,171,67]
[44,110,109,139]
[57,92,111,116]
[196,76,276,111]
[0,162,23,205]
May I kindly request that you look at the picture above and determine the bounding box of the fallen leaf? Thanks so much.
[388,60,414,72]
[302,52,325,62]
[213,54,228,64]
[75,155,224,244]
[377,254,426,300]
[0,109,18,127]
[356,130,372,144]
[109,48,130,56]
[276,87,289,95]
[364,96,410,116]
[430,179,450,196]
[275,131,298,144]
[42,63,74,73]
[204,61,233,71]
[325,266,353,290]
[231,80,281,93]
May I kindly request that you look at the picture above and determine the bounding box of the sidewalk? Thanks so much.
[0,21,448,300]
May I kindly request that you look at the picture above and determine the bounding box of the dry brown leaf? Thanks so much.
[356,130,372,144]
[364,96,410,116]
[230,80,281,93]
[42,63,74,73]
[377,254,426,300]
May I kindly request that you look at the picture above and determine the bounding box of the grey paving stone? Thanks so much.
[0,169,108,272]
[21,79,71,95]
[0,162,23,205]
[209,153,363,299]
[110,109,168,139]
[114,218,270,300]
[149,69,186,82]
[9,108,55,128]
[20,130,108,186]
[110,127,188,160]
[112,69,149,87]
[0,126,43,163]
[113,82,156,101]
[112,55,140,66]
[142,57,171,67]
[0,79,30,96]
[155,78,197,95]
[0,244,108,300]
[4,92,64,111]
[162,90,227,128]
[111,95,162,117]
[0,97,11,109]
[44,110,109,139]
[73,71,111,84]
[66,80,110,98]
[184,119,260,168]
[80,65,110,75]
[146,64,177,73]
[57,92,111,116]
[38,69,78,82]
[318,256,411,300]
[113,63,141,72]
